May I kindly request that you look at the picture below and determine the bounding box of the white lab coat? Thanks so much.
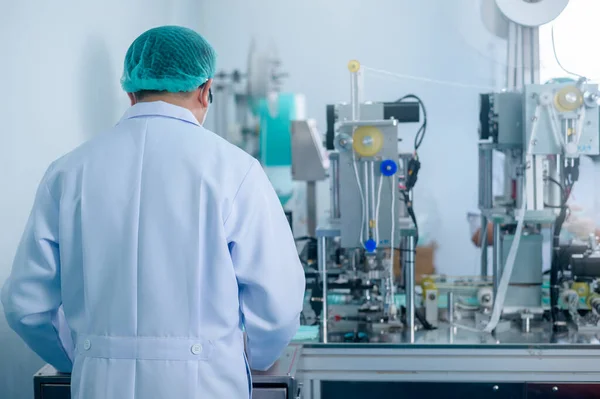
[470,151,600,272]
[1,101,305,399]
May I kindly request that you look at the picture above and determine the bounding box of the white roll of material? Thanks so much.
[495,0,569,27]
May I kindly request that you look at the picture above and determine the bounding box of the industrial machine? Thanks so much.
[307,59,424,343]
[212,41,304,207]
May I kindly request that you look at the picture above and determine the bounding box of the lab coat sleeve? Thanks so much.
[225,160,305,371]
[1,172,73,372]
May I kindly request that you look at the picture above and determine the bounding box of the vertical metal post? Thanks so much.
[330,153,341,219]
[492,222,502,299]
[404,235,416,343]
[350,70,360,121]
[368,161,376,236]
[362,162,370,241]
[480,215,489,277]
[447,292,455,324]
[306,181,317,237]
[318,236,328,343]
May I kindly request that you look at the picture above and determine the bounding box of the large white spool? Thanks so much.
[495,0,569,27]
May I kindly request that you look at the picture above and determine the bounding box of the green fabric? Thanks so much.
[121,26,216,93]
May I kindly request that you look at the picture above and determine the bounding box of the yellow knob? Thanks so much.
[348,60,360,73]
[554,85,583,112]
[352,126,383,157]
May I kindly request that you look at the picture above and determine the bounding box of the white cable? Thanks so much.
[375,173,384,244]
[482,196,526,332]
[551,25,587,80]
[352,152,366,247]
[483,116,539,333]
[362,65,497,91]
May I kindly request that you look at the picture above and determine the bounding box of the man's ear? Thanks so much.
[200,79,213,107]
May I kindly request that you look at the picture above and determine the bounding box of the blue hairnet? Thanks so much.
[121,26,216,93]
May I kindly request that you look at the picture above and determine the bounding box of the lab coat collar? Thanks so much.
[119,101,201,127]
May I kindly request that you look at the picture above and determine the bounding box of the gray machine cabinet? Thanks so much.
[334,103,403,249]
[34,346,301,399]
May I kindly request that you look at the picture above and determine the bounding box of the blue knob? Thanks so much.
[380,160,397,176]
[364,239,377,253]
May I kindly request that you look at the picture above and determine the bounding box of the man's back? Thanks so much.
[2,101,305,398]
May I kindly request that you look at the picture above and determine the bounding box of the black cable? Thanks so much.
[550,163,578,332]
[396,94,427,151]
[401,191,419,248]
[544,176,566,208]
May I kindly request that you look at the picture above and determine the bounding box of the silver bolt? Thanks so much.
[493,385,499,391]
[565,93,577,103]
[552,386,559,392]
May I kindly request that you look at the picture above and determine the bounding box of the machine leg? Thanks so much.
[318,236,328,343]
[306,181,317,237]
[405,236,416,343]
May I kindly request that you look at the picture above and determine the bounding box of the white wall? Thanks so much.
[200,0,507,275]
[0,1,202,398]
[539,0,600,82]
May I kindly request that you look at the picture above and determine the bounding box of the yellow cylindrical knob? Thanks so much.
[352,126,383,157]
[348,60,360,73]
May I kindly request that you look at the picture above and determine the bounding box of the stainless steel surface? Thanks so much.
[501,234,543,309]
[290,120,327,182]
[335,117,403,249]
[405,236,416,343]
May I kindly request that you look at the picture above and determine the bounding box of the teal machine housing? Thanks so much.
[255,93,299,206]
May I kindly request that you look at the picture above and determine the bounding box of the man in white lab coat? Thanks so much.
[1,26,305,399]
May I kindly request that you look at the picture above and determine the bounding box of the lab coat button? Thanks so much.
[83,340,91,351]
[191,344,203,355]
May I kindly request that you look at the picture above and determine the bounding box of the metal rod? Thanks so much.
[531,27,540,84]
[307,181,317,237]
[405,236,416,343]
[330,153,341,219]
[369,160,376,238]
[362,161,370,241]
[492,222,502,300]
[480,215,489,277]
[350,71,360,121]
[447,292,455,324]
[318,236,328,343]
